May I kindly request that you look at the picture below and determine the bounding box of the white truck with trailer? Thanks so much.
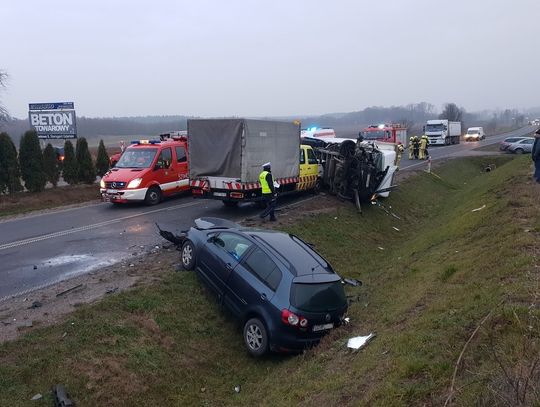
[424,119,462,145]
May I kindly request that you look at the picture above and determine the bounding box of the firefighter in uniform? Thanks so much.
[412,135,420,160]
[421,134,430,159]
[259,162,277,221]
[408,136,415,159]
[395,142,404,169]
[419,134,428,160]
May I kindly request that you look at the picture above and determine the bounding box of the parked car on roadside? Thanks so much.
[159,218,349,356]
[499,136,528,152]
[504,137,535,154]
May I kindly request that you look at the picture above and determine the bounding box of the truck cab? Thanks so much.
[100,137,189,205]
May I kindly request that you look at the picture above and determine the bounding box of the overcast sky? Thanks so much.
[1,0,539,118]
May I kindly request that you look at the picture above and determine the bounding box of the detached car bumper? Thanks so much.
[100,187,148,202]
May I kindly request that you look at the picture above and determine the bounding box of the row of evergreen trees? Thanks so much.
[0,130,110,194]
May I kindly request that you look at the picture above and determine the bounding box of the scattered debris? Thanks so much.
[129,264,135,267]
[392,226,400,232]
[344,317,350,324]
[28,301,42,309]
[53,384,75,407]
[378,247,384,251]
[105,287,118,295]
[61,332,67,338]
[200,387,206,393]
[343,278,362,287]
[30,393,42,401]
[22,320,33,328]
[234,385,241,393]
[56,284,84,297]
[33,265,37,270]
[484,164,496,172]
[471,204,486,212]
[347,333,376,350]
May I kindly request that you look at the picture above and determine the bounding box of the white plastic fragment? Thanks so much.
[347,333,376,350]
[234,385,241,393]
[392,227,400,231]
[471,204,486,212]
[31,394,42,401]
[378,247,384,250]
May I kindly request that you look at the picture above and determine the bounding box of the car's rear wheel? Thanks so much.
[145,186,162,205]
[515,148,524,154]
[181,240,196,270]
[243,318,268,357]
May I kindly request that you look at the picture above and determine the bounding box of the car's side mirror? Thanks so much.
[207,236,215,243]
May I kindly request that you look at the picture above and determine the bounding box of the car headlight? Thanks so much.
[127,178,143,189]
[100,179,105,188]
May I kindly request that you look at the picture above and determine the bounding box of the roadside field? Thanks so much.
[0,184,100,218]
[0,155,538,406]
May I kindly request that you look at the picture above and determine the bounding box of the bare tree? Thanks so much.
[0,70,10,123]
[439,103,465,122]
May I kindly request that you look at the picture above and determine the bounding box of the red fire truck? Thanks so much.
[100,136,189,205]
[361,124,408,146]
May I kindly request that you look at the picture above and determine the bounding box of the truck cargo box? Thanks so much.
[188,119,300,183]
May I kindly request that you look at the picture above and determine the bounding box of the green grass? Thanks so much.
[1,155,539,406]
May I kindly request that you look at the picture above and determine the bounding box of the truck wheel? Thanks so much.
[222,200,238,208]
[145,186,162,205]
[445,137,450,145]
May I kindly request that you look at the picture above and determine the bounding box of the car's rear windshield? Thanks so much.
[291,281,346,312]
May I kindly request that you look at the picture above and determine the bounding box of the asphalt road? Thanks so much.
[0,125,536,301]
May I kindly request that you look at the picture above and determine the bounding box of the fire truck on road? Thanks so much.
[360,124,408,146]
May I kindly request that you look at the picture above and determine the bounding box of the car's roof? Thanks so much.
[244,230,333,277]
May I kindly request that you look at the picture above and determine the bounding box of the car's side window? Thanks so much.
[175,146,187,163]
[243,247,282,291]
[157,148,172,169]
[213,232,253,261]
[522,139,533,145]
[307,149,318,165]
[299,149,305,164]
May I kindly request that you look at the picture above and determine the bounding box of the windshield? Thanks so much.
[362,130,386,140]
[425,124,446,132]
[115,148,157,168]
[467,130,479,135]
[291,281,346,312]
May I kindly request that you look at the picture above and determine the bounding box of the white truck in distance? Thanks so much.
[424,119,462,145]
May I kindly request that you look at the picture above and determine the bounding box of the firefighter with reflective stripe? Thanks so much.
[395,142,405,170]
[408,136,414,159]
[419,134,428,160]
[412,136,420,159]
[259,162,277,221]
[422,134,429,160]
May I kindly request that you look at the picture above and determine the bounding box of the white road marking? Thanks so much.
[0,201,201,251]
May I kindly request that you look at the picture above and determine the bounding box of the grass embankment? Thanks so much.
[1,156,539,406]
[0,184,100,218]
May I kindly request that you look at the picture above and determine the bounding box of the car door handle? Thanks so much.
[225,263,233,271]
[260,293,267,301]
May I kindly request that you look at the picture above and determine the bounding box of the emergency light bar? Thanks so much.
[130,140,161,145]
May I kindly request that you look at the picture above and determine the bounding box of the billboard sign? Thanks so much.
[28,102,77,139]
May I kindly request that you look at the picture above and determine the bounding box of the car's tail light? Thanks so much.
[281,309,308,328]
[230,192,244,199]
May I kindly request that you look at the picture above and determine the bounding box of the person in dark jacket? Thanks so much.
[259,162,277,221]
[532,129,540,183]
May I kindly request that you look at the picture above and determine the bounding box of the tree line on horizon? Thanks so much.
[0,130,110,194]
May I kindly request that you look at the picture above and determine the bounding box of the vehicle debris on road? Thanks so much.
[347,333,376,350]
